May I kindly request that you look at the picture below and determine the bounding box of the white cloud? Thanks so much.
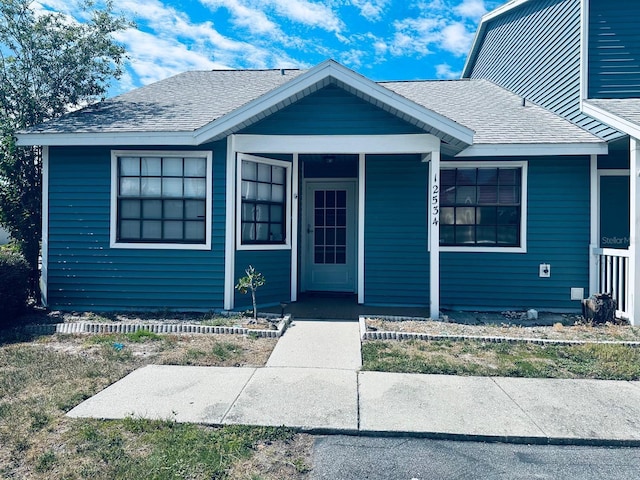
[270,0,344,32]
[113,28,224,85]
[440,22,474,56]
[200,0,281,36]
[454,0,488,19]
[350,0,390,21]
[339,49,367,69]
[435,63,460,79]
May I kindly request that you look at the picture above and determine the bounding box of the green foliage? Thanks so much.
[0,0,131,296]
[124,328,161,343]
[0,248,29,324]
[235,265,265,320]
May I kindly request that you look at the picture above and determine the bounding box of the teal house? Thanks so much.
[17,0,640,325]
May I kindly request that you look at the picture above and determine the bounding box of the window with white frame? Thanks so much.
[111,152,212,249]
[237,155,291,248]
[439,163,526,250]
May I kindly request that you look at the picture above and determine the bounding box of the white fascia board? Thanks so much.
[233,134,441,154]
[16,131,198,147]
[462,0,534,78]
[582,102,640,140]
[194,60,474,146]
[456,142,608,157]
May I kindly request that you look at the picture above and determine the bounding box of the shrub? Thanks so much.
[0,248,30,326]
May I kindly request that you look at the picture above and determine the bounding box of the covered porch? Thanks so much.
[591,138,640,325]
[224,133,444,319]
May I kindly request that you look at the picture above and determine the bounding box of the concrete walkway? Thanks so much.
[67,320,640,446]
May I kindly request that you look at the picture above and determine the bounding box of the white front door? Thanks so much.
[302,181,357,292]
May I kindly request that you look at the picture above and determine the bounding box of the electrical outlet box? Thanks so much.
[571,288,584,301]
[539,263,551,278]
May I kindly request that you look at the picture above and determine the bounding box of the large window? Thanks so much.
[110,151,212,249]
[439,162,526,251]
[237,154,291,249]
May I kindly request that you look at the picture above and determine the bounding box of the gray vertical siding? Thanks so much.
[467,0,621,140]
[441,157,590,311]
[588,0,640,98]
[364,154,430,306]
[47,143,227,311]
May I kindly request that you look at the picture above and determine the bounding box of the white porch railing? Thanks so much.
[593,247,630,320]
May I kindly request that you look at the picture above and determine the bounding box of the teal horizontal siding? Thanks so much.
[365,155,430,306]
[467,0,621,141]
[47,143,227,311]
[441,157,590,311]
[589,0,640,98]
[243,84,423,136]
[234,250,291,309]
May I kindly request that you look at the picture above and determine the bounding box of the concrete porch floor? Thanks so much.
[260,293,577,326]
[260,293,430,320]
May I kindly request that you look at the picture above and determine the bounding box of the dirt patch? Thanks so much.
[34,332,277,367]
[226,434,314,479]
[365,317,640,342]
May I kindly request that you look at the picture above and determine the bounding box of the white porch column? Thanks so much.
[358,153,365,304]
[429,151,440,320]
[223,136,237,310]
[589,154,599,296]
[41,146,49,307]
[630,138,640,325]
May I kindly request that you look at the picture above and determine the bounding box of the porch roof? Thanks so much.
[583,99,640,140]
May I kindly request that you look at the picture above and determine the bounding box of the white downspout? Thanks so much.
[224,136,236,310]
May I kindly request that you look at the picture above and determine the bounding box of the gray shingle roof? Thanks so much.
[26,69,306,134]
[586,98,640,129]
[381,79,603,145]
[22,68,603,147]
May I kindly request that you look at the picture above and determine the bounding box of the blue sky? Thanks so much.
[37,0,503,97]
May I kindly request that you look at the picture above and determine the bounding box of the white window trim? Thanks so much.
[236,153,292,251]
[438,160,528,254]
[110,150,213,250]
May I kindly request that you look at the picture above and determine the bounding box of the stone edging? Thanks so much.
[23,314,292,338]
[358,316,640,347]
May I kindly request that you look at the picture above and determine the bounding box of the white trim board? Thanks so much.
[41,146,49,307]
[457,143,607,157]
[109,150,213,251]
[233,133,442,154]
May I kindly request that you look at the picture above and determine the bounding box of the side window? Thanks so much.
[111,152,212,249]
[440,164,525,250]
[237,155,291,249]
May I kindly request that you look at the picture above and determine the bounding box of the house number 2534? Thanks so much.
[432,173,439,226]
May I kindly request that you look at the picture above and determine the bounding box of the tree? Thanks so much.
[235,265,266,321]
[0,0,130,296]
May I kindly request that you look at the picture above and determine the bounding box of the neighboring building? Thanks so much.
[16,0,640,325]
[0,226,9,245]
[463,0,640,323]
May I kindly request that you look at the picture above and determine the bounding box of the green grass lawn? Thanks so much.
[0,331,310,479]
[362,339,640,380]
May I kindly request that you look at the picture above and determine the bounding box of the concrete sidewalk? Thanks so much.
[67,364,640,445]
